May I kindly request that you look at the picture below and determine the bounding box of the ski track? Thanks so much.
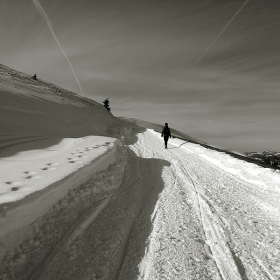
[1,129,280,280]
[119,130,280,280]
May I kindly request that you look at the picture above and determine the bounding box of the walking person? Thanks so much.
[161,123,172,149]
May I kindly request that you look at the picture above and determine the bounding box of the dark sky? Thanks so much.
[1,0,280,152]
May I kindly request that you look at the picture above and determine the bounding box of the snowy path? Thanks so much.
[1,129,279,280]
[119,129,280,280]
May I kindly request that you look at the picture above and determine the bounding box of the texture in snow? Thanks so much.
[1,64,280,280]
[118,129,280,280]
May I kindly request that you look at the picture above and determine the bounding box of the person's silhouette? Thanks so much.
[161,123,172,149]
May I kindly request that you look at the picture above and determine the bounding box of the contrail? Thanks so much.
[193,0,249,66]
[32,0,84,96]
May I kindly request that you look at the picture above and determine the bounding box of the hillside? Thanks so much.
[0,63,121,139]
[0,64,280,280]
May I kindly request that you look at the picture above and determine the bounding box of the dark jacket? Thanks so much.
[161,126,172,139]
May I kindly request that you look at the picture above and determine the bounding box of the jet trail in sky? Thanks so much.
[32,0,84,96]
[193,0,249,66]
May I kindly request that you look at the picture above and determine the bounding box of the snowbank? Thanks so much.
[0,64,132,279]
[0,136,119,238]
[0,137,127,279]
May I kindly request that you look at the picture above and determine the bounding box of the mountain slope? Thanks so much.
[0,64,279,280]
[0,63,118,139]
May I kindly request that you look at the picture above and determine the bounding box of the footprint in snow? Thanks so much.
[6,181,23,187]
[5,181,23,191]
[68,157,83,164]
[101,142,111,146]
[87,146,100,150]
[25,175,41,180]
[42,167,56,171]
[24,171,37,175]
[42,163,60,170]
[70,153,79,156]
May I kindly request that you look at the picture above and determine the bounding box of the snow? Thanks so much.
[0,136,116,204]
[1,64,280,280]
[0,64,128,279]
[119,130,280,280]
[160,130,280,192]
[0,136,121,240]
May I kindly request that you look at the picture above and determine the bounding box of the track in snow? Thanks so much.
[118,129,280,280]
[3,129,279,280]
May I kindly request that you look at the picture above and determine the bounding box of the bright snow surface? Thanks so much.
[0,64,280,279]
[117,129,280,280]
[0,136,116,204]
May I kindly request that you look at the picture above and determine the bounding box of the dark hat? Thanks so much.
[165,123,168,126]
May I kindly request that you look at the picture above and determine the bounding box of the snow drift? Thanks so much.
[1,64,280,280]
[0,64,129,279]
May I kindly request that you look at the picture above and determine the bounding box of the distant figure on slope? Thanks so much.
[103,98,110,111]
[32,74,37,80]
[161,123,172,149]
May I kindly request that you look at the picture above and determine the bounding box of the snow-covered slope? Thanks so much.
[0,63,116,138]
[0,136,119,236]
[0,64,279,280]
[0,64,131,279]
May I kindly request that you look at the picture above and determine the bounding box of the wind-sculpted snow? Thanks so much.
[0,140,127,280]
[0,137,117,205]
[1,127,279,280]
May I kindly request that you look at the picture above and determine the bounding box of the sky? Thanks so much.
[1,0,280,152]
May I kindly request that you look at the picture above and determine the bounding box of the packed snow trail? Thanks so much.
[1,128,279,280]
[118,129,280,280]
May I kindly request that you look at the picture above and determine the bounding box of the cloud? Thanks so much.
[1,0,280,152]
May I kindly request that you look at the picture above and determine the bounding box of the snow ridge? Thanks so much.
[0,142,127,280]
